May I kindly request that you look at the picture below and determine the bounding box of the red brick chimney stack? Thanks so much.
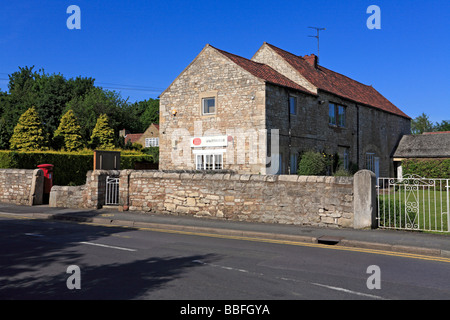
[303,54,318,68]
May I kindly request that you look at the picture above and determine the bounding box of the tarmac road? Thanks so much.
[1,212,450,302]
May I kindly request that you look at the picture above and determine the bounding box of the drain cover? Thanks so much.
[317,236,343,245]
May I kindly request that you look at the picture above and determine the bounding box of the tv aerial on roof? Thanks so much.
[308,26,326,64]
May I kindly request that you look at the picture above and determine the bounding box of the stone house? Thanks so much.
[159,43,411,177]
[120,123,160,148]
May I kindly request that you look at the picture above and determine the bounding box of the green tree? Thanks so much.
[1,65,153,146]
[54,110,84,151]
[435,120,450,132]
[411,113,434,134]
[9,106,48,151]
[66,87,130,143]
[0,118,10,150]
[128,98,159,132]
[2,66,95,145]
[90,114,115,150]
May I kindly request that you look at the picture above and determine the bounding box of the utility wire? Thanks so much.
[0,72,165,92]
[101,86,162,93]
[96,82,164,90]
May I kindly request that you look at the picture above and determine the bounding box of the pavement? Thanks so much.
[1,203,450,258]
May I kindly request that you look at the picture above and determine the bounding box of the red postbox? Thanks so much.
[37,164,54,194]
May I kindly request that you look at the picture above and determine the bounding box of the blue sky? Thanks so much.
[0,0,449,123]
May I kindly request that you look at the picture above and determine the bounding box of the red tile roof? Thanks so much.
[264,43,410,119]
[124,133,143,144]
[211,45,316,96]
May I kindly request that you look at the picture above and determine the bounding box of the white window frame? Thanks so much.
[193,149,224,171]
[202,97,216,115]
[145,137,159,147]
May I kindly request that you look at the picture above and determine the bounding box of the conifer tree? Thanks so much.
[89,114,115,150]
[54,109,83,151]
[9,106,48,151]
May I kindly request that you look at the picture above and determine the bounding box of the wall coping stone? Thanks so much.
[278,175,299,182]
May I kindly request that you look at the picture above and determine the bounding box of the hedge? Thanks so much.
[402,159,450,179]
[0,150,154,186]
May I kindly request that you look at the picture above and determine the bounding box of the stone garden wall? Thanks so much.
[48,169,376,229]
[0,169,43,206]
[119,171,355,228]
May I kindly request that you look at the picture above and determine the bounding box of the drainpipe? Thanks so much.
[356,104,360,169]
[288,93,291,175]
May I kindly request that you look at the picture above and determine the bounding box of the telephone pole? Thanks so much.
[308,26,326,64]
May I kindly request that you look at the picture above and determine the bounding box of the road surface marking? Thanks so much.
[79,241,136,252]
[7,213,446,264]
[192,259,256,274]
[192,259,386,299]
[131,226,450,263]
[311,282,386,300]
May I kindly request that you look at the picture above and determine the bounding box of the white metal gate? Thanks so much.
[377,175,449,232]
[105,176,119,205]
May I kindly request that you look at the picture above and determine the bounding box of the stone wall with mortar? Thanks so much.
[253,43,411,177]
[159,45,268,174]
[0,169,43,206]
[120,171,355,228]
[49,170,119,209]
[47,169,380,229]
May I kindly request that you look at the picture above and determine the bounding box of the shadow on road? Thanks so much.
[0,217,218,299]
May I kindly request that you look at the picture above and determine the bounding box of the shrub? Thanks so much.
[402,159,450,179]
[333,168,353,177]
[9,107,48,151]
[297,151,327,175]
[142,147,159,163]
[54,110,83,151]
[90,114,115,150]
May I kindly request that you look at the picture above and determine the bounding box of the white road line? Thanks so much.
[24,233,44,237]
[193,259,387,299]
[311,282,386,300]
[79,241,137,252]
[192,260,257,274]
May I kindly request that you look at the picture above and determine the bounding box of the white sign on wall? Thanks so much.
[190,135,229,148]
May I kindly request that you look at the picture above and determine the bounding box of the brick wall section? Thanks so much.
[122,171,354,228]
[0,169,43,206]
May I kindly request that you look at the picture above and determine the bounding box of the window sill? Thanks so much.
[328,124,346,129]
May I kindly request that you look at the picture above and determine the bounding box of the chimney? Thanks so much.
[119,129,127,137]
[304,54,318,68]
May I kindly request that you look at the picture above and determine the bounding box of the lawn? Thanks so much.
[378,188,450,232]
